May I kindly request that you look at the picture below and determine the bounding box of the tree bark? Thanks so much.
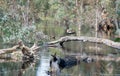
[0,45,19,55]
[47,36,120,49]
[0,42,39,55]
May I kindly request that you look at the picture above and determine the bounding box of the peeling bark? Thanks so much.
[47,36,120,49]
[0,45,19,55]
[0,41,40,57]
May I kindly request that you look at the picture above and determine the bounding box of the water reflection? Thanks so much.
[0,62,21,76]
[0,53,36,76]
[47,41,120,76]
[0,41,120,76]
[36,51,50,76]
[18,59,35,76]
[61,61,120,76]
[63,41,120,56]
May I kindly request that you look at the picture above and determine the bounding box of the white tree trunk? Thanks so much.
[76,0,82,36]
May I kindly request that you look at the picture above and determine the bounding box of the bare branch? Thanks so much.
[47,36,120,49]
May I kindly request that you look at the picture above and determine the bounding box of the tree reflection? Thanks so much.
[18,59,34,76]
[106,62,114,74]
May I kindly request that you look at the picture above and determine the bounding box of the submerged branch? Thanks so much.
[47,36,120,49]
[76,55,120,62]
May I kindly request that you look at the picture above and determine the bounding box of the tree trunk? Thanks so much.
[76,0,82,36]
[95,2,98,38]
[47,36,120,49]
[0,45,19,55]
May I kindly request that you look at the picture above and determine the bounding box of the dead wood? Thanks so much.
[0,41,40,57]
[47,36,120,49]
[76,55,120,62]
[0,45,19,55]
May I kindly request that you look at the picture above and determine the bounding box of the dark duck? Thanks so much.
[82,57,94,63]
[47,53,80,75]
[47,53,95,75]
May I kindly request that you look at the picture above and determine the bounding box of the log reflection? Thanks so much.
[18,59,34,76]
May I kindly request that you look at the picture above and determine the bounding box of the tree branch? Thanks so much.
[0,45,19,55]
[47,36,120,49]
[0,41,40,55]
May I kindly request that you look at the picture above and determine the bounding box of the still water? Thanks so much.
[0,41,120,76]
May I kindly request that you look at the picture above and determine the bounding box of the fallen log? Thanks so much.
[0,40,40,60]
[0,45,19,55]
[47,36,120,49]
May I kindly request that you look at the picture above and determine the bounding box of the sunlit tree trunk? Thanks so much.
[76,0,83,36]
[26,0,30,26]
[95,1,99,38]
[44,11,48,34]
[95,1,99,59]
[115,0,120,36]
[21,0,30,26]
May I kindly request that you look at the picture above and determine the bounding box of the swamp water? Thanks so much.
[0,41,120,76]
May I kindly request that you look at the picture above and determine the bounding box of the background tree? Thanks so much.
[0,0,119,43]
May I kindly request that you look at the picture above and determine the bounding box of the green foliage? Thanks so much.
[114,38,120,42]
[34,0,50,11]
[0,0,119,43]
[0,14,19,42]
[0,12,37,43]
[18,0,27,6]
[37,23,64,38]
[49,0,75,21]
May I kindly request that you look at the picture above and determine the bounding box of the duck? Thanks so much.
[82,57,94,63]
[48,53,80,75]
